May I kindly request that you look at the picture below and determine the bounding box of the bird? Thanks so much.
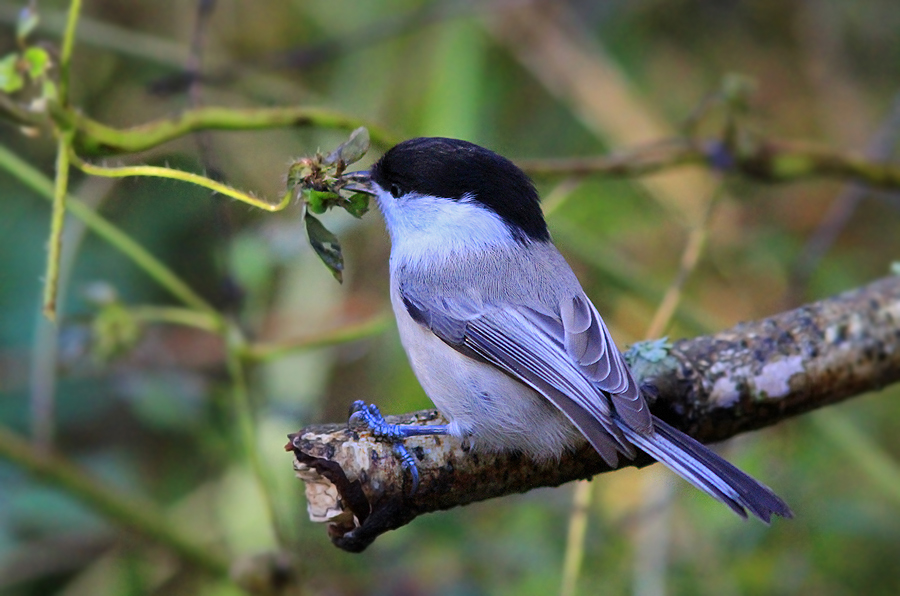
[349,136,792,522]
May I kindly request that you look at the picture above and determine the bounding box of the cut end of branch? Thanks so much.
[287,412,621,552]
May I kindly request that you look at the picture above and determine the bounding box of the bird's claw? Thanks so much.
[348,400,421,495]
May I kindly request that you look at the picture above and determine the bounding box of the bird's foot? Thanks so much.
[348,400,448,495]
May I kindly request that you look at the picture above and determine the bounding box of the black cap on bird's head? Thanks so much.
[370,137,550,243]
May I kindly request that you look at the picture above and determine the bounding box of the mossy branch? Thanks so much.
[289,275,900,552]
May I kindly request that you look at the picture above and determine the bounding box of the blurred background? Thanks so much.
[1,0,900,594]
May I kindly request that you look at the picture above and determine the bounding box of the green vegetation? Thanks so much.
[1,1,899,594]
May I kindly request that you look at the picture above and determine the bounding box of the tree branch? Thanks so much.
[517,138,900,190]
[287,275,900,552]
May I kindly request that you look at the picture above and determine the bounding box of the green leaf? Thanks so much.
[23,46,49,79]
[344,192,370,218]
[304,189,339,214]
[324,127,370,167]
[304,212,344,283]
[0,53,24,93]
[16,5,40,43]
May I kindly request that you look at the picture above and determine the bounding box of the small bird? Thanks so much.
[351,137,791,522]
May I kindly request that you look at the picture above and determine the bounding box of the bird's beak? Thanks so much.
[341,170,375,195]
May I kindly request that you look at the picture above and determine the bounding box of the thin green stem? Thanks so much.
[0,426,230,576]
[57,0,83,102]
[225,326,290,549]
[0,143,217,315]
[559,480,592,596]
[66,105,399,155]
[241,315,389,363]
[42,134,71,320]
[131,305,223,333]
[70,151,292,212]
[644,183,723,339]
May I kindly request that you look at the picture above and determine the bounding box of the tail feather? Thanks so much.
[616,416,793,522]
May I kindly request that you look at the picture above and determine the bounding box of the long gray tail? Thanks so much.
[616,416,793,522]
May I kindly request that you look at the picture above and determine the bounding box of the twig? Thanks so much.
[560,479,591,596]
[518,137,900,190]
[130,305,222,332]
[644,184,722,339]
[31,177,116,449]
[10,101,900,194]
[288,275,900,552]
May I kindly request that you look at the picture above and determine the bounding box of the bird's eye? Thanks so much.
[389,183,402,198]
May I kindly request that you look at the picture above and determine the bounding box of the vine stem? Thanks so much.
[69,149,292,212]
[41,134,71,320]
[42,0,81,319]
[57,0,82,103]
[66,105,400,155]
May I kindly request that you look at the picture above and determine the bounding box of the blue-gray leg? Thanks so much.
[348,400,449,494]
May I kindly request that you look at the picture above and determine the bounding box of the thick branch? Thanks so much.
[288,276,900,552]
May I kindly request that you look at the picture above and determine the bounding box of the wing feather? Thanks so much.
[561,295,652,433]
[400,285,643,463]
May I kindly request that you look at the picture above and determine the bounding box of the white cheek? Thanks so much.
[375,189,515,265]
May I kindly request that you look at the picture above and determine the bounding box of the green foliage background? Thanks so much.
[1,0,900,594]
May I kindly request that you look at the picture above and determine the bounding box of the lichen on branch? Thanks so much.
[288,275,900,552]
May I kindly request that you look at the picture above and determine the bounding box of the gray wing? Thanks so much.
[401,285,652,466]
[559,294,652,433]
